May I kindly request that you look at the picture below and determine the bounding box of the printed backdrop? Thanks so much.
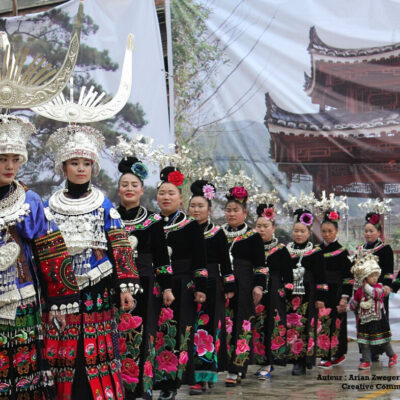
[171,0,400,338]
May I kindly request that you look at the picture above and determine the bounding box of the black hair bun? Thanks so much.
[118,156,139,174]
[160,166,178,181]
[190,179,216,196]
[256,203,274,217]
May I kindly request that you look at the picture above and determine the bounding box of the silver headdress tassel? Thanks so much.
[315,190,348,220]
[0,1,83,108]
[33,34,135,174]
[283,192,316,216]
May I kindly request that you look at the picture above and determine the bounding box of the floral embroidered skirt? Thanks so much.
[318,282,347,360]
[117,255,156,400]
[1,302,54,400]
[45,279,124,400]
[253,272,288,366]
[225,259,255,376]
[154,259,195,391]
[193,263,224,383]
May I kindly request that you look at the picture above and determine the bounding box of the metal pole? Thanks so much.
[165,0,175,139]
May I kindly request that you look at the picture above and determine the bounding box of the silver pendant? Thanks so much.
[167,246,173,257]
[128,235,138,251]
[0,242,20,271]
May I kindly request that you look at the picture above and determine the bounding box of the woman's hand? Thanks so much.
[120,292,135,311]
[194,291,206,303]
[252,286,263,305]
[315,301,325,309]
[163,289,175,306]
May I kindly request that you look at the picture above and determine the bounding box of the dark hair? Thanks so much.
[256,203,275,225]
[118,156,146,185]
[365,212,382,232]
[190,179,215,207]
[321,210,340,229]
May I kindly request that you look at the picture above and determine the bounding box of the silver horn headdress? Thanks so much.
[0,1,83,109]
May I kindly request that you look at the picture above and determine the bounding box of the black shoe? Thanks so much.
[159,390,176,400]
[208,382,214,389]
[292,363,306,376]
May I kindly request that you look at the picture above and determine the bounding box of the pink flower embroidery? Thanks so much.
[242,320,251,332]
[153,285,160,296]
[271,336,285,350]
[158,307,174,326]
[155,332,165,351]
[144,361,153,378]
[274,314,281,322]
[286,329,299,344]
[194,329,214,356]
[278,324,286,337]
[143,219,151,227]
[121,358,139,384]
[291,339,304,355]
[179,351,188,365]
[330,335,339,349]
[291,296,301,311]
[118,337,127,354]
[166,266,173,274]
[318,307,331,318]
[254,341,266,356]
[215,339,220,353]
[118,313,143,332]
[235,338,250,355]
[218,320,221,330]
[255,304,265,314]
[335,318,341,330]
[199,314,210,326]
[307,337,314,352]
[317,320,322,334]
[156,350,178,373]
[225,317,233,334]
[317,334,330,351]
[286,313,303,327]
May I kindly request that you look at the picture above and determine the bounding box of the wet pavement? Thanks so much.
[155,342,400,399]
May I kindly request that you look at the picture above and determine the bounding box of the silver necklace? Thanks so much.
[49,187,104,216]
[204,222,215,236]
[123,206,148,226]
[287,241,313,257]
[222,223,248,238]
[361,240,383,254]
[264,236,278,251]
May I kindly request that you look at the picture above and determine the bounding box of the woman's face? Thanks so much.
[118,174,144,208]
[63,158,92,185]
[255,217,275,242]
[321,222,338,244]
[189,196,209,224]
[292,222,310,244]
[364,223,380,244]
[157,182,182,215]
[0,154,21,186]
[225,201,247,228]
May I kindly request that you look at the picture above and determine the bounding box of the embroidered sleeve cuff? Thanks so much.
[155,265,173,275]
[193,268,208,293]
[316,284,329,291]
[383,273,394,287]
[253,266,267,275]
[223,273,236,293]
[107,228,139,282]
[155,265,173,291]
[284,283,294,290]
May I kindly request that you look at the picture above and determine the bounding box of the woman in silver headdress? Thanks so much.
[44,126,140,400]
[0,115,80,400]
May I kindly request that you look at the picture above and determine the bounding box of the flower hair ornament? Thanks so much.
[283,192,316,226]
[118,156,148,182]
[250,189,280,221]
[358,198,391,227]
[226,186,248,203]
[159,166,186,188]
[315,191,348,224]
[190,180,216,200]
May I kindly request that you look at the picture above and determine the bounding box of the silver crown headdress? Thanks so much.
[351,253,381,282]
[358,198,392,216]
[283,192,316,215]
[33,34,134,175]
[0,2,83,162]
[315,191,348,219]
[249,189,280,207]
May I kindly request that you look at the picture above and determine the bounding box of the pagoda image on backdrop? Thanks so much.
[265,26,400,198]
